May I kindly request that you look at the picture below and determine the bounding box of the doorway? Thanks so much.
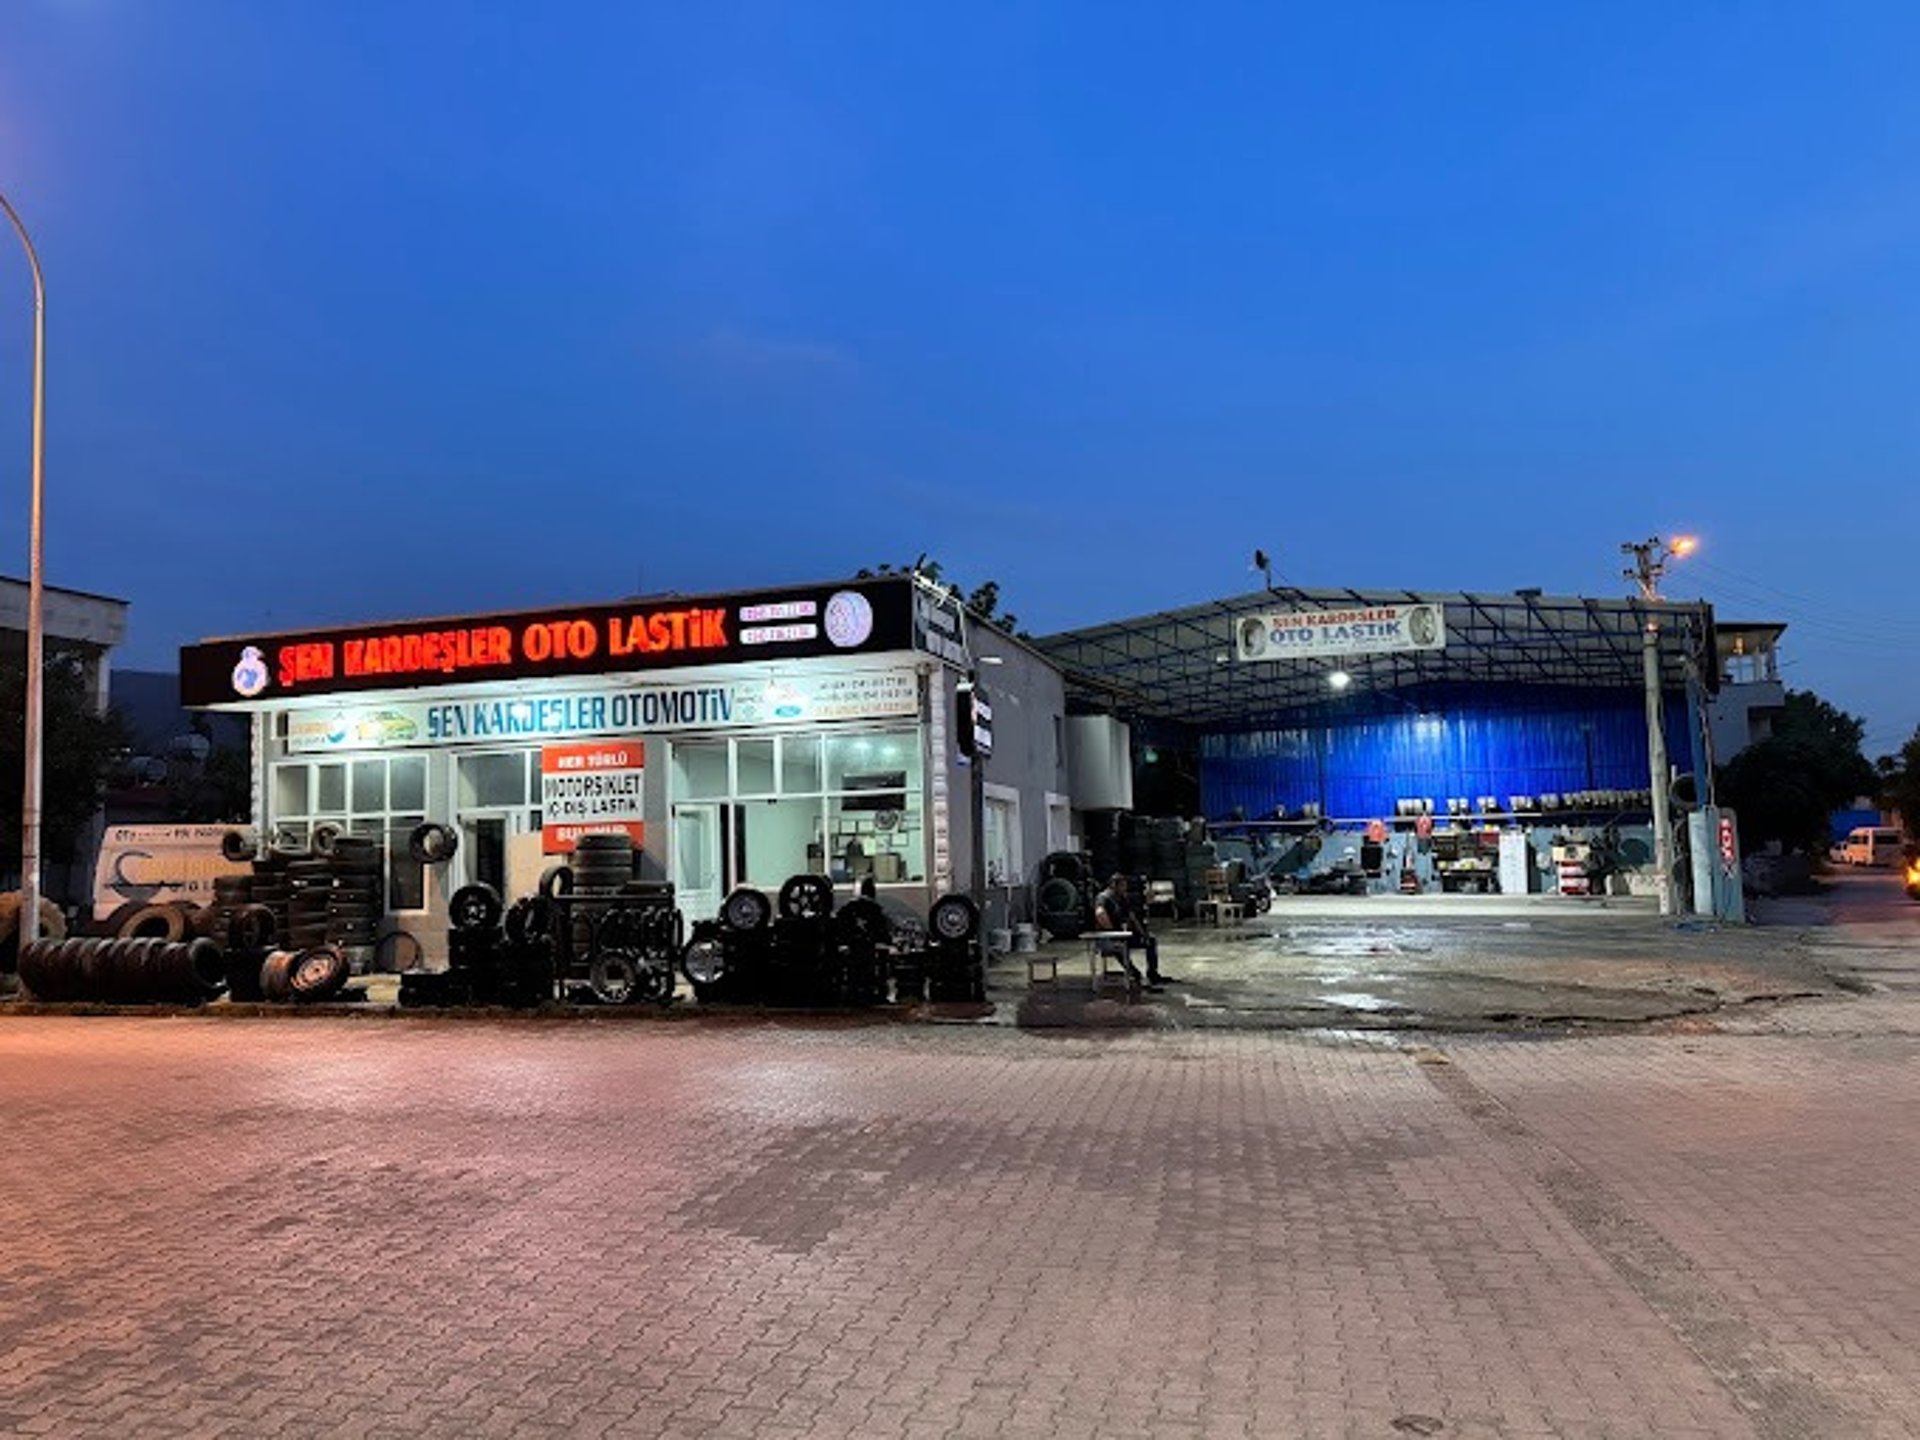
[674,803,726,922]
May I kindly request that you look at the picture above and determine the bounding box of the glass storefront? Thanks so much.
[269,753,429,909]
[669,728,926,904]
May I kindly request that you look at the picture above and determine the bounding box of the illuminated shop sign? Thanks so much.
[282,669,922,752]
[182,579,914,707]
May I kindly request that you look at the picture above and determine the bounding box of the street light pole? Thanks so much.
[1,191,47,947]
[1622,535,1696,917]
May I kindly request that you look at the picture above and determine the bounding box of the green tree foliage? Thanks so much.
[1878,728,1920,843]
[1716,689,1877,854]
[854,558,1022,634]
[0,644,128,866]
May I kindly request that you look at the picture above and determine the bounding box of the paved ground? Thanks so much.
[992,891,1840,1032]
[2,872,1918,1438]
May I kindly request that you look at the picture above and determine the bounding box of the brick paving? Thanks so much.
[3,1015,1919,1438]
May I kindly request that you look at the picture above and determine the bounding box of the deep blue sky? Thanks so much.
[3,2,1918,754]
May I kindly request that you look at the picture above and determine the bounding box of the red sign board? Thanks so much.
[539,741,645,854]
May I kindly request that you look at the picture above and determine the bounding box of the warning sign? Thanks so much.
[540,740,645,854]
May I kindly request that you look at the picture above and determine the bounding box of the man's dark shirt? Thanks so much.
[1094,886,1137,931]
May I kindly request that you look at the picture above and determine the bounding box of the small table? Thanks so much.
[1195,897,1243,926]
[1084,929,1141,991]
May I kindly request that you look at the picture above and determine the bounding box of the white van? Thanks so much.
[1843,826,1904,867]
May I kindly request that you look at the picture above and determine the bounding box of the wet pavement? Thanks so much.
[993,892,1840,1033]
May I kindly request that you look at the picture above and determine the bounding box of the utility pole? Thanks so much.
[1622,535,1696,917]
[1,192,47,953]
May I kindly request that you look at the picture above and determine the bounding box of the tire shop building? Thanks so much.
[1035,585,1757,911]
[180,576,1069,964]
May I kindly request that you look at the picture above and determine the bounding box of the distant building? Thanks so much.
[0,576,130,902]
[1705,621,1787,766]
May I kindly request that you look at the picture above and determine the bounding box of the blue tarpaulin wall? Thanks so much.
[1200,685,1697,821]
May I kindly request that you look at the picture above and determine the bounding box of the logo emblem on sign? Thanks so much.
[231,646,270,698]
[823,590,874,648]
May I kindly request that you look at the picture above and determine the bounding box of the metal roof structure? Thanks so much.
[1033,587,1717,728]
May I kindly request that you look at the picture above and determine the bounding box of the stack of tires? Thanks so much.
[326,836,384,966]
[1082,813,1121,889]
[286,858,333,949]
[769,874,837,1005]
[248,851,292,946]
[698,884,775,1003]
[18,936,227,1005]
[205,872,255,941]
[1184,828,1220,910]
[1035,851,1093,940]
[925,893,985,1003]
[217,903,279,1000]
[588,895,679,1006]
[1149,818,1186,908]
[1120,814,1153,883]
[568,833,635,961]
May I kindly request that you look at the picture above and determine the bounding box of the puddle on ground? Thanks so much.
[1320,991,1400,1012]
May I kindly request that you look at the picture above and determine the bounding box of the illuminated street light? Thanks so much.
[0,191,47,948]
[1328,670,1352,691]
[1619,533,1699,916]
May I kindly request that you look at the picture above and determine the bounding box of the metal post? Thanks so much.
[0,192,46,950]
[1643,616,1675,916]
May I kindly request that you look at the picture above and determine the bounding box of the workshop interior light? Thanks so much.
[1328,670,1352,691]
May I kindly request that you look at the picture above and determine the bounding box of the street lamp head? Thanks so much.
[1328,670,1352,691]
[1668,535,1699,558]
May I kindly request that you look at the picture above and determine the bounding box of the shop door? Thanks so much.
[459,811,518,897]
[674,803,725,922]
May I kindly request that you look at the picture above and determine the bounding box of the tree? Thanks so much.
[855,557,1023,635]
[0,643,129,868]
[1716,688,1877,854]
[1878,727,1920,842]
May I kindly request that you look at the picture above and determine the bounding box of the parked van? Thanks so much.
[1843,826,1904,867]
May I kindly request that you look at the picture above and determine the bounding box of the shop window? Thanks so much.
[736,738,776,796]
[352,759,385,813]
[745,798,822,889]
[270,757,426,912]
[274,766,309,819]
[390,756,427,812]
[780,735,822,794]
[825,732,914,792]
[672,741,729,800]
[826,792,923,884]
[458,751,528,809]
[984,786,1021,886]
[316,763,347,814]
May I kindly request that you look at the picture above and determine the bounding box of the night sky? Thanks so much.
[2,3,1918,755]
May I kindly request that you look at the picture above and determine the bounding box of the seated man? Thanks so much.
[1092,872,1167,989]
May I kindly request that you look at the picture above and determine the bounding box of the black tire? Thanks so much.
[448,884,503,935]
[259,949,299,1002]
[1037,876,1082,916]
[408,823,459,865]
[93,900,144,939]
[778,874,835,921]
[538,864,574,901]
[311,822,343,856]
[119,904,186,942]
[681,930,728,991]
[834,898,892,949]
[288,944,350,1001]
[721,887,772,933]
[1039,851,1087,883]
[373,929,423,975]
[220,829,257,863]
[225,903,278,952]
[929,894,980,943]
[588,950,639,1005]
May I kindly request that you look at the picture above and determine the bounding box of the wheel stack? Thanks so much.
[326,835,384,969]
